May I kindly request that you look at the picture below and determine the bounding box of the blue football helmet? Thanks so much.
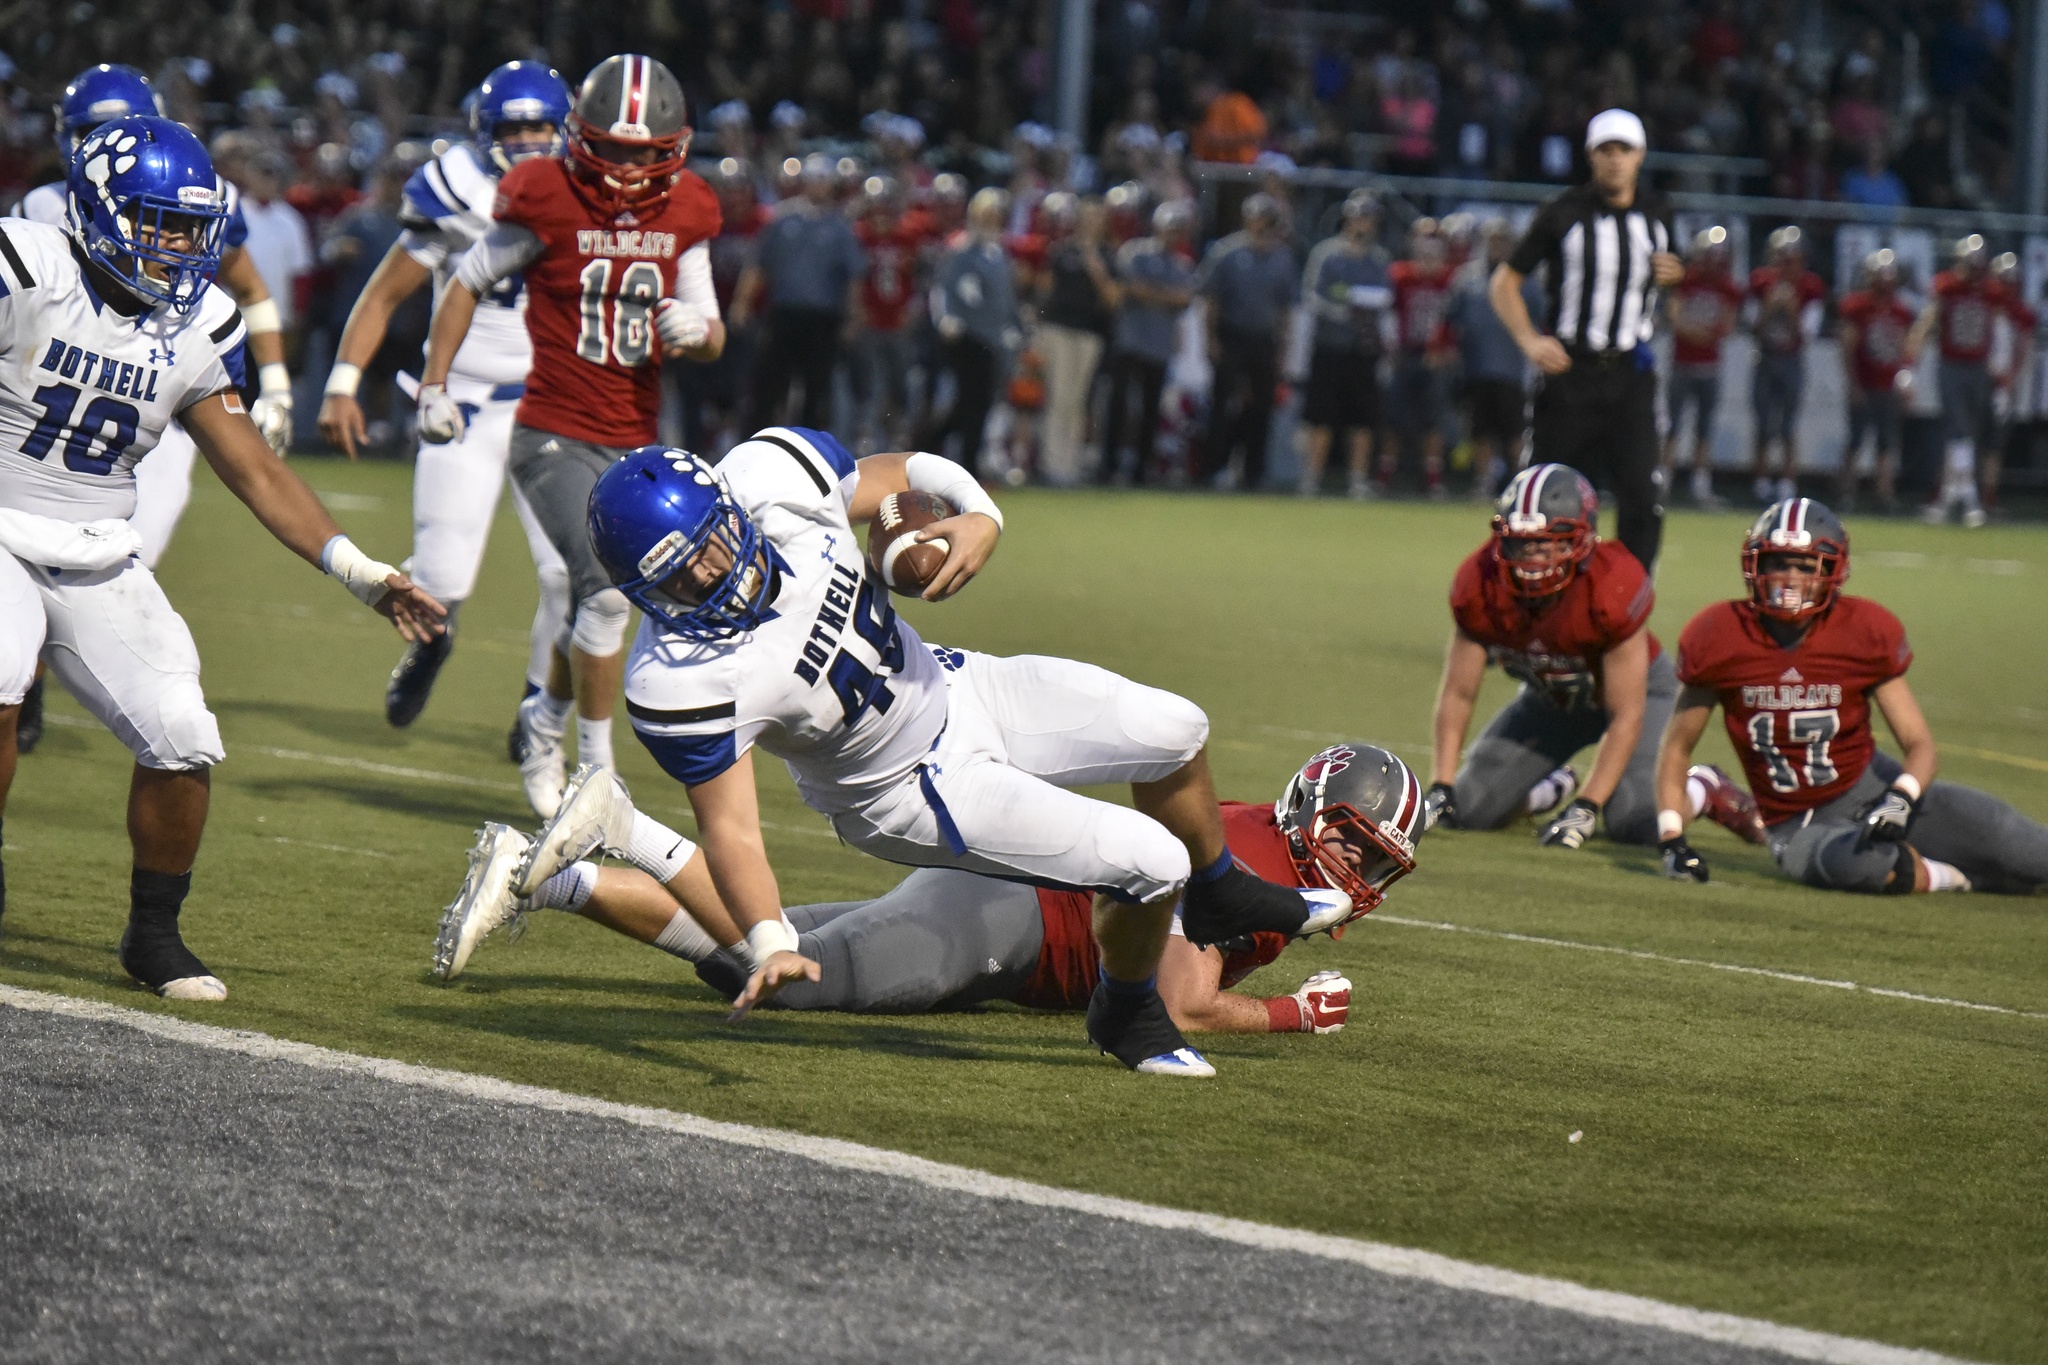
[56,64,163,154]
[589,447,780,641]
[471,61,573,175]
[67,116,228,313]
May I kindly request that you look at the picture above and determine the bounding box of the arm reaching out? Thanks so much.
[687,751,821,1016]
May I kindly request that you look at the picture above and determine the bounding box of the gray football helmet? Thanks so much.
[1275,743,1425,925]
[568,54,690,214]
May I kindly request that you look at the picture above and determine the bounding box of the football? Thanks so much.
[868,491,955,596]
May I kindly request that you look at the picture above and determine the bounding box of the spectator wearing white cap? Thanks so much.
[1488,108,1682,570]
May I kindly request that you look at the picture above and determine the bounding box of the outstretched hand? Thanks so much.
[373,572,448,643]
[917,512,1001,602]
[728,949,822,1020]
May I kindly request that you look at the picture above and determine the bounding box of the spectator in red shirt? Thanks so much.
[1908,234,2006,525]
[1746,226,1827,505]
[1385,218,1457,497]
[851,174,928,452]
[1663,226,1743,507]
[1986,251,2036,515]
[1835,249,1917,512]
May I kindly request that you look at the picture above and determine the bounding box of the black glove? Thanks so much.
[1538,797,1600,849]
[1855,785,1918,851]
[1423,781,1458,831]
[1660,835,1709,882]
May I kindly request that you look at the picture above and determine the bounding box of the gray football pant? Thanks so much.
[506,423,628,611]
[1453,651,1679,844]
[1767,752,2048,894]
[761,867,1049,1013]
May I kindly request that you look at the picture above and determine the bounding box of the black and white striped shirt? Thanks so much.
[1507,184,1673,354]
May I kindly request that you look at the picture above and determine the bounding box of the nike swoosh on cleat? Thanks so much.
[1135,1048,1216,1078]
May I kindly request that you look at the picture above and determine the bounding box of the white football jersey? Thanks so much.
[625,427,948,815]
[398,143,530,387]
[0,220,246,520]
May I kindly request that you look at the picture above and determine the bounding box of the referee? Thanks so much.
[1490,109,1681,570]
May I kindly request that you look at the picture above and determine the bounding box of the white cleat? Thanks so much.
[516,694,568,819]
[157,975,228,1002]
[1297,888,1354,938]
[515,764,635,898]
[1135,1047,1217,1078]
[434,823,531,981]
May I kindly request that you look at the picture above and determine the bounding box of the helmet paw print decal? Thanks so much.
[79,129,142,201]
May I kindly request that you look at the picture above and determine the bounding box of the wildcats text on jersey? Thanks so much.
[1742,682,1846,710]
[575,229,679,259]
[39,336,163,404]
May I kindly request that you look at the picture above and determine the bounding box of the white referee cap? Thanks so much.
[1584,108,1647,151]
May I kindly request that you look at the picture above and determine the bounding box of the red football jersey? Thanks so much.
[1450,539,1660,710]
[855,215,927,332]
[492,158,722,447]
[1748,267,1827,355]
[1670,269,1745,367]
[1837,289,1916,393]
[1675,596,1912,824]
[1390,259,1455,355]
[1932,271,2008,365]
[1016,802,1297,1010]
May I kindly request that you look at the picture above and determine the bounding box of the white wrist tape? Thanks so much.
[241,297,283,336]
[904,451,1003,531]
[320,534,397,607]
[745,916,800,963]
[1657,809,1685,841]
[258,363,292,397]
[324,362,363,399]
[1891,773,1923,801]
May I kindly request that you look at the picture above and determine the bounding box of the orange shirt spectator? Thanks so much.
[1193,91,1266,164]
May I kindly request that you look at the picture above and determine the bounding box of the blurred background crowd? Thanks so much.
[2,0,2043,509]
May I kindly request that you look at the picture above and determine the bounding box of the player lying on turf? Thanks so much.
[436,742,1426,1035]
[1655,498,2048,893]
[0,119,442,997]
[1427,463,1764,850]
[551,430,1338,1076]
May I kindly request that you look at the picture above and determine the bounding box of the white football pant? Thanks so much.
[405,385,571,687]
[0,550,222,768]
[828,650,1207,904]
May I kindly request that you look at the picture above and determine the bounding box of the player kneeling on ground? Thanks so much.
[0,118,442,996]
[526,429,1335,1074]
[1426,464,1763,850]
[1655,498,2048,893]
[438,742,1425,1035]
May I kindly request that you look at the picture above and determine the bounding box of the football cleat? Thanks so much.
[515,693,569,818]
[15,673,45,754]
[384,629,455,728]
[1689,763,1766,844]
[1526,764,1577,818]
[1178,862,1311,948]
[1295,888,1353,938]
[515,763,634,898]
[435,823,532,980]
[1086,980,1214,1077]
[119,920,227,1001]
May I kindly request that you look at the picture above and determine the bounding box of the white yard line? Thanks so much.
[0,983,1977,1365]
[1368,915,2048,1020]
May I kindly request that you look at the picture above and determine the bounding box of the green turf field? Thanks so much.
[4,456,2044,1362]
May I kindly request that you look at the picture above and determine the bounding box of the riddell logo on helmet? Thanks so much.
[609,120,652,138]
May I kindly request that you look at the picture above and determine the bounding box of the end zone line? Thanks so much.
[1369,915,2048,1020]
[0,984,1973,1365]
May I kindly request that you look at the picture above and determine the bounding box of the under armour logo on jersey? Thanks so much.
[820,533,838,562]
[147,344,175,366]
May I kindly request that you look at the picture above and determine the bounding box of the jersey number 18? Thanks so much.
[575,260,662,367]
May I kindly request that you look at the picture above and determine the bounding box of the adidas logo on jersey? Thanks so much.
[1780,667,1804,683]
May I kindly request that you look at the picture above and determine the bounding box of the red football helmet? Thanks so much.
[1275,743,1424,927]
[566,54,690,218]
[1491,463,1599,598]
[1742,497,1850,620]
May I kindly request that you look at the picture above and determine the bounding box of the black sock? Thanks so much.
[130,867,193,929]
[0,818,7,924]
[121,868,210,987]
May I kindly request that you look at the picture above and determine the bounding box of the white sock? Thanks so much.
[652,907,718,961]
[1923,858,1972,892]
[528,690,572,737]
[576,714,614,771]
[526,860,598,912]
[1525,767,1572,814]
[1686,775,1708,819]
[625,810,697,884]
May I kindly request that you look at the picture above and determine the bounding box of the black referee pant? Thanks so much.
[751,305,844,431]
[1531,351,1662,570]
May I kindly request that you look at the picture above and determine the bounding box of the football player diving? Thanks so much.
[9,63,297,756]
[1655,499,2048,894]
[435,742,1426,1037]
[0,119,441,996]
[1427,463,1764,850]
